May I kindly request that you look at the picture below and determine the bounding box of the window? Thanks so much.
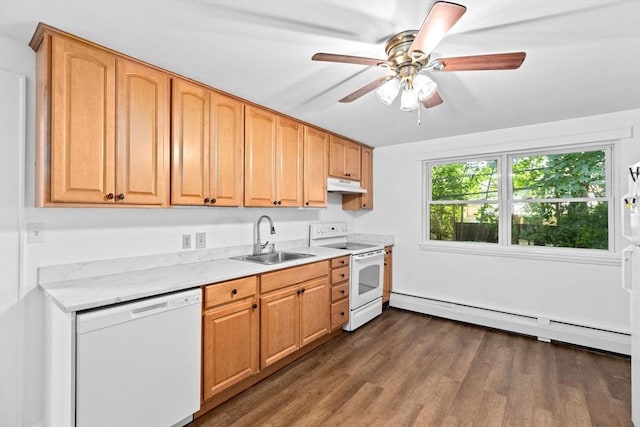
[424,146,612,253]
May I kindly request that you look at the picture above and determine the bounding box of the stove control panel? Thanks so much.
[309,222,350,240]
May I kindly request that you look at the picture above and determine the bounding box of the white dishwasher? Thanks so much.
[76,288,202,427]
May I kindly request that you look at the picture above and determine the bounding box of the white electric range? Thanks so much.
[309,222,385,331]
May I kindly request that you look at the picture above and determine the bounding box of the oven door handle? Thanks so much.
[352,249,385,260]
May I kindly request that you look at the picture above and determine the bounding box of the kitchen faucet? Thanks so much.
[253,215,276,255]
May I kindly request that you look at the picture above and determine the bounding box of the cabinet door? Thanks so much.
[116,58,169,206]
[345,141,362,181]
[202,298,258,400]
[360,146,373,209]
[328,135,347,178]
[275,116,303,207]
[171,78,210,205]
[244,106,276,207]
[383,246,393,303]
[210,92,244,206]
[50,36,116,203]
[303,126,328,207]
[299,277,330,347]
[260,286,300,368]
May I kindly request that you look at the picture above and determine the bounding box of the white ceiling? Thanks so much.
[1,0,639,147]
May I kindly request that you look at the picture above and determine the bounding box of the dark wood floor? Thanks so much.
[192,308,632,427]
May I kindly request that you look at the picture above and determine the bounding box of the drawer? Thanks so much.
[331,282,349,302]
[331,299,349,330]
[204,276,257,309]
[331,266,349,285]
[331,256,349,269]
[261,260,329,293]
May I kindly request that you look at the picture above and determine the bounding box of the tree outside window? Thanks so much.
[426,147,610,251]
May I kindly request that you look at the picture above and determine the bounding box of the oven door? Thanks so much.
[350,249,385,309]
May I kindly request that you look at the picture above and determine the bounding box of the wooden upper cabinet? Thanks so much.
[244,106,276,206]
[275,116,303,207]
[342,145,373,211]
[209,93,244,206]
[345,142,362,181]
[360,146,373,209]
[34,28,170,206]
[244,107,303,207]
[49,35,116,204]
[116,58,170,205]
[171,80,244,207]
[171,78,210,205]
[303,126,328,207]
[329,135,361,181]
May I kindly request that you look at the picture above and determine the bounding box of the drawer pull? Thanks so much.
[340,273,345,278]
[252,303,258,309]
[340,260,345,264]
[340,312,345,316]
[231,289,238,295]
[341,290,345,294]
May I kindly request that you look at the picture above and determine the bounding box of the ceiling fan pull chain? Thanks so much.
[417,104,422,126]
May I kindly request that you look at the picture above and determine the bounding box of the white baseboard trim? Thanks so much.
[389,292,630,355]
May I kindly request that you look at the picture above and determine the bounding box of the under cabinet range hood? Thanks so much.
[327,177,367,194]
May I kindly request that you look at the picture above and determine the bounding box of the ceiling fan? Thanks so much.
[311,1,526,113]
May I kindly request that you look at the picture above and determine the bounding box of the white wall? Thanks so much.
[356,109,640,335]
[0,69,26,427]
[0,35,357,427]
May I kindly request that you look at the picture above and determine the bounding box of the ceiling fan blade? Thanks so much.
[312,53,391,68]
[421,91,443,108]
[339,76,392,103]
[436,52,526,71]
[409,2,467,58]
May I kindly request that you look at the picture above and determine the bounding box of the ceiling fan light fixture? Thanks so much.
[400,87,419,111]
[375,78,400,105]
[414,74,438,101]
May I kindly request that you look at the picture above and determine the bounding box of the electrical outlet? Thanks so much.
[196,232,206,249]
[182,234,192,249]
[27,223,45,244]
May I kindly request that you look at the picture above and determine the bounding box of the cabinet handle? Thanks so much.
[273,201,278,205]
[300,288,305,294]
[340,260,345,265]
[231,289,238,295]
[363,203,367,207]
[117,193,125,201]
[340,273,345,278]
[211,198,216,204]
[106,193,114,200]
[345,173,350,177]
[277,201,282,205]
[252,303,258,309]
[341,290,345,294]
[340,312,345,316]
[296,289,302,295]
[305,201,309,206]
[204,198,210,203]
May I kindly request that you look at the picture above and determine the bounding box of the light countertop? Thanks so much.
[40,246,350,313]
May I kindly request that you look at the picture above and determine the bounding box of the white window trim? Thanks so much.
[421,141,620,265]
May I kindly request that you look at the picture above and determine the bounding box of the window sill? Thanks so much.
[418,242,620,266]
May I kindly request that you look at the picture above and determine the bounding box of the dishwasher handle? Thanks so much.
[131,302,169,318]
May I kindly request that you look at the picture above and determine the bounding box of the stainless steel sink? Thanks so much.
[232,251,315,265]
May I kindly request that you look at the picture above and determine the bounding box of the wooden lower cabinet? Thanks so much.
[383,245,393,303]
[329,255,350,330]
[202,277,258,400]
[260,261,330,369]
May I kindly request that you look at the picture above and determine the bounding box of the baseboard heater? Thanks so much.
[390,292,630,355]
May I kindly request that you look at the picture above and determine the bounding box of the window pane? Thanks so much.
[512,201,608,249]
[512,150,606,199]
[430,203,498,243]
[432,160,498,201]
